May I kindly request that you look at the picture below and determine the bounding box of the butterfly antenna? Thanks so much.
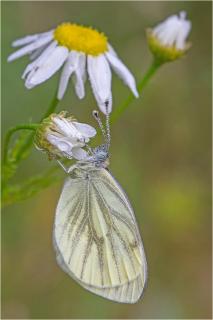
[105,101,111,150]
[92,110,107,141]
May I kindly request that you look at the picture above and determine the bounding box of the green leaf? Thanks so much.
[2,166,62,207]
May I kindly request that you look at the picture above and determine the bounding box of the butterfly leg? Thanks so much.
[57,160,77,174]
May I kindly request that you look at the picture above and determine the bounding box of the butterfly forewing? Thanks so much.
[53,165,147,303]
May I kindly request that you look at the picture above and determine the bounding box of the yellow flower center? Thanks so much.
[54,23,108,56]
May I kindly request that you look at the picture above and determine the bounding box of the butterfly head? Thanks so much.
[90,143,109,167]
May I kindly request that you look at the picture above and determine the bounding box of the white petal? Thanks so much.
[175,20,191,49]
[87,55,112,114]
[57,51,78,100]
[73,53,86,99]
[107,43,118,57]
[22,41,58,79]
[105,51,139,98]
[153,15,177,35]
[8,33,53,62]
[153,12,191,50]
[12,30,54,47]
[71,147,88,160]
[29,44,49,61]
[47,134,74,154]
[53,117,81,140]
[47,134,84,159]
[12,34,39,47]
[73,122,96,138]
[25,46,68,89]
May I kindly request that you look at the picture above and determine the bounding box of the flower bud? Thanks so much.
[147,11,191,63]
[34,111,96,160]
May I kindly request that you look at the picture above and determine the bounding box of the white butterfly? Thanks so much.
[53,109,147,303]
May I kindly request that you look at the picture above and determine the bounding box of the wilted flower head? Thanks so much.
[35,111,96,160]
[8,22,139,114]
[147,11,191,63]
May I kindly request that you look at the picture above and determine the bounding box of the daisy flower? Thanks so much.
[147,11,192,62]
[8,23,139,114]
[35,111,96,160]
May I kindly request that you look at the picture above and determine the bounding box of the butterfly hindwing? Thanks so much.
[53,166,147,303]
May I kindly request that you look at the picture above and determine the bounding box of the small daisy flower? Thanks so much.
[35,111,96,160]
[147,11,192,63]
[8,23,139,114]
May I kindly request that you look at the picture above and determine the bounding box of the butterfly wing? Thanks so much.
[53,167,147,303]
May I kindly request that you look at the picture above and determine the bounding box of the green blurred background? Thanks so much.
[1,1,212,319]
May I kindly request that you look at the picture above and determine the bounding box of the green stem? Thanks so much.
[42,91,59,120]
[9,91,59,163]
[111,59,162,123]
[2,90,60,191]
[3,124,38,163]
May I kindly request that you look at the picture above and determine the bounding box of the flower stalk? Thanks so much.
[3,91,59,164]
[13,93,60,162]
[3,124,38,163]
[2,91,60,203]
[111,59,162,123]
[42,91,59,119]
